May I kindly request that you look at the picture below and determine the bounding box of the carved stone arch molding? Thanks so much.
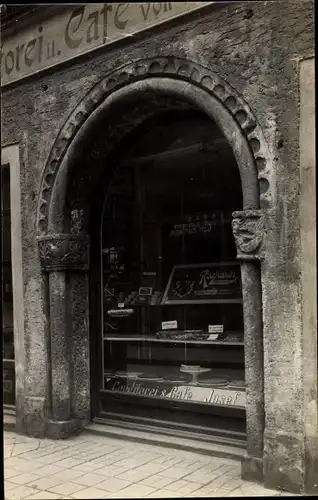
[36,56,274,235]
[35,55,268,484]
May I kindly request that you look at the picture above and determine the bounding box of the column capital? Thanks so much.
[232,210,265,261]
[37,233,90,272]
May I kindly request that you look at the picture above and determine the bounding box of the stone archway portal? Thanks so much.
[36,57,271,483]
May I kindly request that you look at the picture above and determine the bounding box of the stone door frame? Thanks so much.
[35,56,274,484]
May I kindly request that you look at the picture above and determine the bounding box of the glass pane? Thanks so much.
[1,165,10,212]
[101,112,245,411]
[2,215,12,262]
[3,367,15,405]
[3,329,14,360]
[1,165,15,406]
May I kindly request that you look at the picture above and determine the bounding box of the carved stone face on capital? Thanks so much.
[231,211,264,259]
[38,234,90,272]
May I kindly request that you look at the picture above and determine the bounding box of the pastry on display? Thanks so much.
[163,374,192,384]
[115,371,143,380]
[107,308,135,318]
[197,377,229,387]
[137,374,164,382]
[156,330,208,340]
[227,379,245,389]
[218,331,244,342]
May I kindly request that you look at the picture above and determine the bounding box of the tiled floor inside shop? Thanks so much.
[4,430,295,498]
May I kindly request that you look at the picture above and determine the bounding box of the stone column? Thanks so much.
[259,58,317,495]
[38,233,90,438]
[232,210,265,483]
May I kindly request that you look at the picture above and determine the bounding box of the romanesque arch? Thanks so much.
[36,56,273,235]
[36,57,272,481]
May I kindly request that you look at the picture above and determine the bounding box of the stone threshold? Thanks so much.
[86,419,245,461]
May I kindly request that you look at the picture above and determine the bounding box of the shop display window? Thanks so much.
[1,164,15,406]
[100,113,245,412]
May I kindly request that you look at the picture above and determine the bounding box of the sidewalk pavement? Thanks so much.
[4,430,294,499]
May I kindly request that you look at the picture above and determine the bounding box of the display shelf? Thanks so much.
[103,335,244,345]
[160,299,243,305]
[104,298,243,309]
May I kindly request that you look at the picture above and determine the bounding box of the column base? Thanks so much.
[46,418,83,439]
[263,430,315,494]
[241,454,263,483]
[20,396,48,438]
[304,436,318,495]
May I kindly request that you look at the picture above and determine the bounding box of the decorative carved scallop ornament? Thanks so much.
[37,56,273,234]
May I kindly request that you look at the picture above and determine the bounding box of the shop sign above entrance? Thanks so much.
[1,2,211,87]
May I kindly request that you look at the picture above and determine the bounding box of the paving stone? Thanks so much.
[27,475,63,491]
[139,474,176,489]
[24,451,54,460]
[165,478,202,494]
[117,469,153,483]
[109,483,157,498]
[24,492,62,500]
[224,466,241,478]
[225,490,245,497]
[4,438,16,444]
[93,465,130,477]
[96,477,132,493]
[181,460,205,471]
[11,443,40,456]
[48,468,84,482]
[9,460,43,473]
[220,477,246,490]
[206,474,232,489]
[48,481,86,496]
[100,456,133,466]
[159,466,191,480]
[83,458,116,468]
[4,431,286,498]
[186,468,221,485]
[29,464,65,477]
[113,458,150,468]
[4,468,21,480]
[71,472,106,487]
[5,481,20,491]
[5,458,34,469]
[151,455,173,463]
[52,458,87,468]
[192,486,229,497]
[29,455,64,465]
[9,472,43,486]
[70,462,104,473]
[147,489,183,498]
[280,492,300,497]
[5,484,39,499]
[133,462,172,475]
[198,461,226,473]
[242,484,281,496]
[71,486,111,499]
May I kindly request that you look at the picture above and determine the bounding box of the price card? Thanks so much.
[208,325,224,334]
[162,320,178,330]
[118,303,125,308]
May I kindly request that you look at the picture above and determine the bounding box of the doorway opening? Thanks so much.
[91,107,246,440]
